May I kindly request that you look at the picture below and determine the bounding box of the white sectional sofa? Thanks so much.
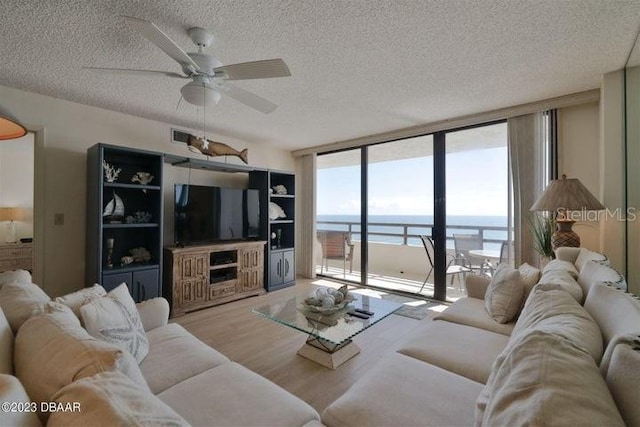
[0,274,321,427]
[322,248,640,426]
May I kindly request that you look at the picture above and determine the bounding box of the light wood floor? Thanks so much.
[173,277,439,414]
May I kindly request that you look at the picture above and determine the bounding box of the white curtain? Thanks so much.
[508,113,546,266]
[297,153,317,278]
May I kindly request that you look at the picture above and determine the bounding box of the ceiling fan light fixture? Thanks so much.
[180,82,221,107]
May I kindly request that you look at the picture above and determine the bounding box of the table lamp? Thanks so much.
[0,207,25,243]
[530,175,605,249]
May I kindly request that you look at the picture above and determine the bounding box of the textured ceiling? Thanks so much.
[0,0,638,151]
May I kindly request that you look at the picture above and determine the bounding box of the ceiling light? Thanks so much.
[0,105,27,140]
[180,81,221,107]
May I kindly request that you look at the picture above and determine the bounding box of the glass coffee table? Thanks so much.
[252,290,402,369]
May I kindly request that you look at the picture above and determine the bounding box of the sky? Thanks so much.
[317,146,509,217]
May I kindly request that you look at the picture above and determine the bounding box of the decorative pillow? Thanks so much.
[537,268,583,303]
[542,258,579,279]
[578,260,627,299]
[14,306,149,422]
[54,284,106,318]
[575,248,608,272]
[0,282,51,333]
[517,262,540,302]
[484,264,524,324]
[584,283,640,347]
[603,334,640,427]
[80,283,149,363]
[512,286,603,363]
[475,331,625,426]
[0,270,31,288]
[0,308,13,375]
[0,374,42,427]
[48,371,188,427]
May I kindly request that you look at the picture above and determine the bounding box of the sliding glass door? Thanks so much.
[315,121,510,301]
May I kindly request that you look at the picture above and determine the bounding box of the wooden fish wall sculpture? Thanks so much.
[187,134,248,164]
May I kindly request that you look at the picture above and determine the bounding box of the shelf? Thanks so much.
[270,246,294,253]
[164,154,266,173]
[208,278,236,287]
[210,263,238,271]
[271,220,294,224]
[103,263,159,274]
[104,182,161,191]
[270,194,295,199]
[103,223,159,229]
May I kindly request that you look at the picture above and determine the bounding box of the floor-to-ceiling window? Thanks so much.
[315,121,511,301]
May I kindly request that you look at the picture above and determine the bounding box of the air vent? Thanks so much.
[171,128,191,145]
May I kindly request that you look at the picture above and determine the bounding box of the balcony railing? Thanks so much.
[317,220,510,249]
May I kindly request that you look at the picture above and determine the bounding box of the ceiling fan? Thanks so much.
[84,16,291,114]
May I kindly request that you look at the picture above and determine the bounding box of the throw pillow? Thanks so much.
[512,286,603,363]
[80,283,149,363]
[0,374,41,427]
[0,282,51,333]
[542,259,579,279]
[48,371,189,427]
[54,284,106,317]
[574,248,608,272]
[484,264,524,324]
[603,335,640,426]
[0,269,31,289]
[475,331,624,426]
[537,268,583,303]
[0,308,13,375]
[14,307,149,423]
[517,262,540,303]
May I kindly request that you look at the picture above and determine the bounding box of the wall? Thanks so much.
[0,133,34,241]
[0,84,295,297]
[557,102,601,250]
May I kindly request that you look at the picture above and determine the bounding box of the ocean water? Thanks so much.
[317,214,508,250]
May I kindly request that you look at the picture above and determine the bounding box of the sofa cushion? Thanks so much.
[542,258,579,278]
[48,371,188,427]
[574,247,608,271]
[434,298,515,336]
[14,304,149,421]
[603,334,640,427]
[80,292,149,364]
[0,308,13,375]
[54,284,106,317]
[512,286,603,363]
[397,320,509,384]
[0,374,41,427]
[140,323,229,394]
[322,352,482,427]
[517,262,540,302]
[0,270,31,288]
[578,260,627,298]
[0,282,51,333]
[536,268,583,303]
[159,362,321,427]
[475,331,624,426]
[136,297,170,332]
[584,283,640,347]
[484,264,524,323]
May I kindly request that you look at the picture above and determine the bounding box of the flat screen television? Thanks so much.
[174,184,260,244]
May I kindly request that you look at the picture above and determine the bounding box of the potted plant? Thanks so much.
[529,213,556,261]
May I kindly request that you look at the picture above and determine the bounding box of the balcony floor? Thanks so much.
[315,265,467,302]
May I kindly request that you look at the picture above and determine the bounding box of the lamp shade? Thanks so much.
[0,207,25,222]
[0,106,27,141]
[530,175,605,212]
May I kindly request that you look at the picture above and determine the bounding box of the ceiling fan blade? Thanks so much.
[83,67,189,79]
[122,15,200,71]
[216,83,277,114]
[214,59,291,80]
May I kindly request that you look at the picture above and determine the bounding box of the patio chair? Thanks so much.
[419,235,471,293]
[453,233,491,276]
[317,231,355,277]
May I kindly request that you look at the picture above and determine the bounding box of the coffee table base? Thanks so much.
[297,337,361,369]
